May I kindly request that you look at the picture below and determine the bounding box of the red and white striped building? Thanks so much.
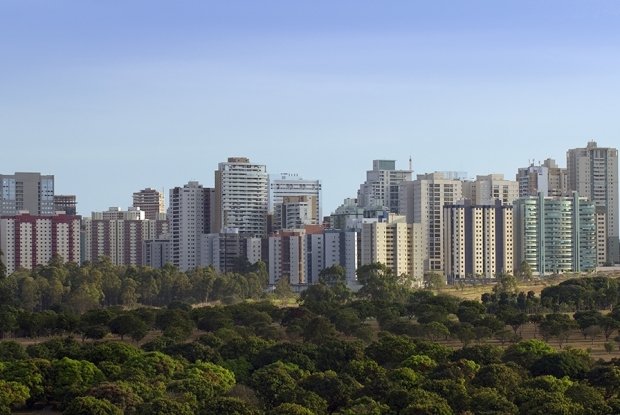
[0,212,81,275]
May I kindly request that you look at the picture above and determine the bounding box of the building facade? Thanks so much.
[200,229,262,273]
[0,212,81,275]
[567,141,619,263]
[516,159,568,198]
[215,157,269,237]
[168,181,213,271]
[443,200,513,281]
[268,230,307,286]
[462,174,519,205]
[411,172,463,272]
[53,195,77,215]
[82,207,168,266]
[143,239,171,269]
[0,172,55,216]
[357,160,412,214]
[273,196,315,231]
[269,173,321,223]
[133,188,165,220]
[360,214,425,287]
[513,193,597,275]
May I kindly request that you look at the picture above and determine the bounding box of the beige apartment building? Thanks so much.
[567,141,619,264]
[462,174,519,205]
[360,214,425,287]
[410,172,463,272]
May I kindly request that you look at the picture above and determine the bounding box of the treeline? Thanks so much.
[1,266,620,413]
[0,256,268,313]
[541,276,620,311]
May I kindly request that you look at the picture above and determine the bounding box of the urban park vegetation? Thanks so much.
[0,258,620,413]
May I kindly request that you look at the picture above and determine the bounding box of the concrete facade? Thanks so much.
[357,160,412,214]
[215,157,269,237]
[0,212,81,275]
[82,207,168,266]
[411,172,463,272]
[516,159,568,198]
[269,173,321,224]
[567,141,619,263]
[443,200,513,280]
[360,214,425,287]
[0,172,55,216]
[168,181,212,271]
[133,188,165,220]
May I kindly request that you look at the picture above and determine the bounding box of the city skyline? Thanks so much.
[2,1,620,215]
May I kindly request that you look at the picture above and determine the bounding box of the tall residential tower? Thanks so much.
[567,141,619,263]
[215,157,269,237]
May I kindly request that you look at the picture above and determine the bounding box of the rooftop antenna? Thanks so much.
[409,155,412,171]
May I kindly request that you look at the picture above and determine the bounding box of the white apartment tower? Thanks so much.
[358,160,412,214]
[411,172,463,272]
[567,141,619,263]
[168,181,213,271]
[215,157,269,237]
[443,201,513,281]
[270,173,321,224]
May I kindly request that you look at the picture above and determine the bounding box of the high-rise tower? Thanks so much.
[567,141,618,263]
[0,172,54,216]
[133,188,165,220]
[214,157,269,237]
[168,181,213,271]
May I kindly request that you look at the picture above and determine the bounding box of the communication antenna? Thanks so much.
[409,155,412,171]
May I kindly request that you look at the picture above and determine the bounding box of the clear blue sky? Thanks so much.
[2,1,619,215]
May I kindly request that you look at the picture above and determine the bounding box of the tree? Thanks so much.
[539,313,578,348]
[493,272,518,295]
[63,396,123,415]
[0,251,6,280]
[303,317,337,345]
[583,325,602,345]
[271,403,315,415]
[319,265,346,286]
[334,397,389,415]
[109,314,147,341]
[503,339,554,370]
[356,263,407,303]
[517,260,533,281]
[532,349,593,379]
[0,380,29,415]
[472,363,523,397]
[204,397,263,415]
[300,370,357,412]
[399,389,453,415]
[469,387,518,415]
[50,357,105,404]
[273,277,295,300]
[0,341,28,361]
[424,272,445,290]
[87,382,143,413]
[250,361,305,409]
[136,397,194,415]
